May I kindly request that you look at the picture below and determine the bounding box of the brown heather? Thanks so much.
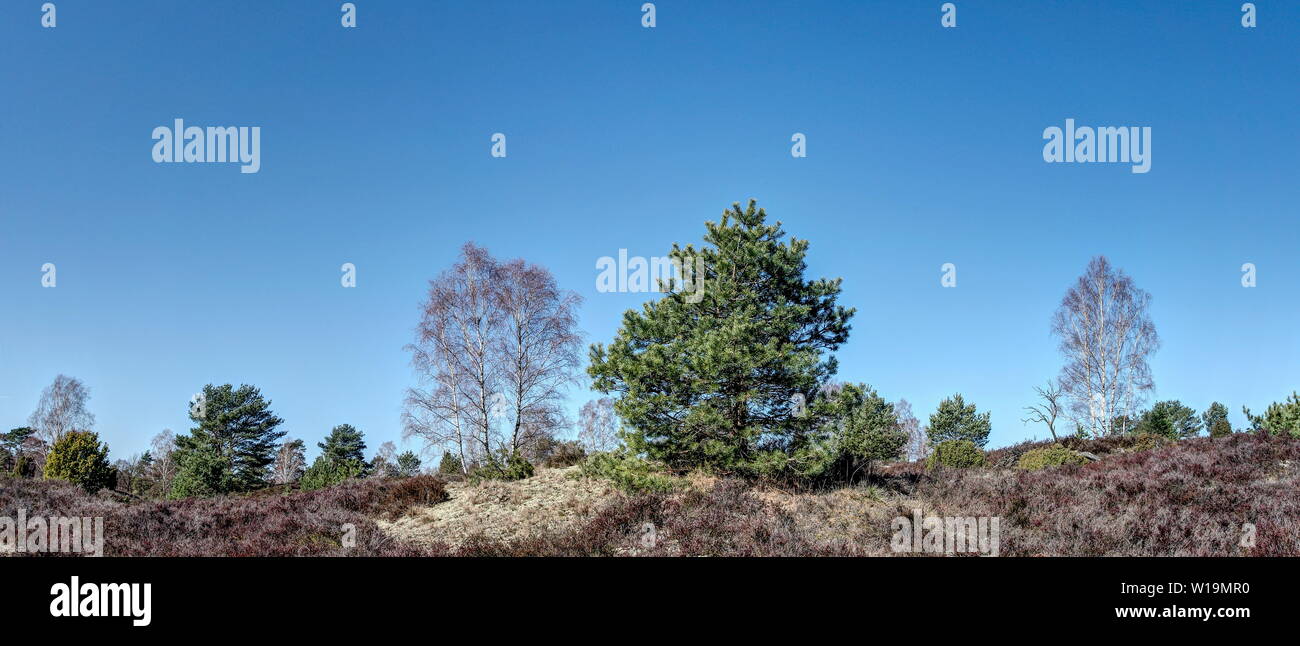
[4,433,1297,556]
[1,476,448,557]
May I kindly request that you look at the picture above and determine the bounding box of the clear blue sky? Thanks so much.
[2,1,1297,461]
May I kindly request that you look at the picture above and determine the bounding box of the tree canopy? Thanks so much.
[589,200,855,476]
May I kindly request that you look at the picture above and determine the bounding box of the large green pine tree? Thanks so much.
[588,200,854,476]
[926,394,992,448]
[300,424,370,490]
[172,384,285,495]
[318,424,367,467]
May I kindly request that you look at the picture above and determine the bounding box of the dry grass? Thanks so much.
[378,467,912,555]
[752,484,910,553]
[379,466,615,549]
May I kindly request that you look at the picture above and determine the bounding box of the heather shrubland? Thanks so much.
[1,474,447,556]
[5,433,1299,556]
[564,432,1300,557]
[908,432,1300,556]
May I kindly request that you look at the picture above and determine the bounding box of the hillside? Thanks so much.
[4,433,1297,556]
[372,433,1299,556]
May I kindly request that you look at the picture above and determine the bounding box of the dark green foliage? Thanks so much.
[169,445,234,499]
[301,456,366,492]
[2,427,35,476]
[588,200,854,477]
[1016,444,1088,470]
[2,427,34,455]
[395,451,421,477]
[985,438,1047,469]
[1202,402,1230,437]
[1244,393,1300,438]
[994,433,1174,466]
[318,424,368,473]
[438,451,463,476]
[925,439,986,469]
[1127,432,1172,453]
[1054,432,1168,455]
[576,448,678,493]
[1209,419,1233,438]
[828,384,906,462]
[926,394,992,448]
[172,384,286,494]
[802,383,907,481]
[534,438,586,468]
[471,449,535,482]
[42,431,116,493]
[1135,400,1200,439]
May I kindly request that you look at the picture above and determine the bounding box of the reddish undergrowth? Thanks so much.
[1,476,447,556]
[5,434,1296,556]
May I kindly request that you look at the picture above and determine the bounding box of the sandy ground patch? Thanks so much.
[379,466,614,549]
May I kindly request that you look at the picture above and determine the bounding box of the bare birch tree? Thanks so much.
[28,374,95,444]
[1051,256,1159,437]
[896,398,928,461]
[404,243,581,470]
[369,441,398,478]
[403,243,501,473]
[578,397,621,453]
[495,258,583,455]
[146,430,178,489]
[270,438,306,485]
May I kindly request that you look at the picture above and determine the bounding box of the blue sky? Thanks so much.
[2,1,1297,461]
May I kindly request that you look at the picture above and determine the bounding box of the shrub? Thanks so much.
[925,439,985,469]
[301,457,366,492]
[1127,432,1171,453]
[471,449,534,482]
[1016,444,1088,470]
[986,439,1051,468]
[541,440,587,468]
[455,479,849,557]
[1055,433,1167,455]
[576,448,678,493]
[169,445,234,499]
[43,431,116,493]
